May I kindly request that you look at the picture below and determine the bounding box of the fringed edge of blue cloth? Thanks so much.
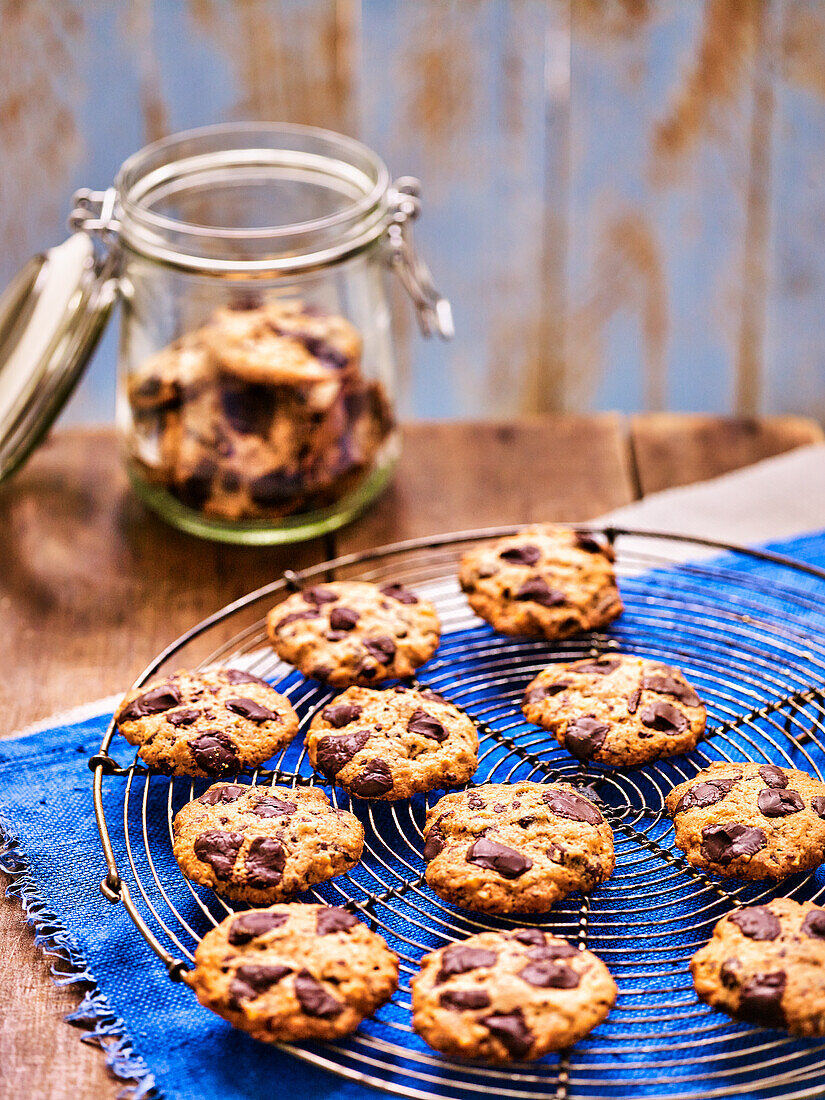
[0,817,157,1100]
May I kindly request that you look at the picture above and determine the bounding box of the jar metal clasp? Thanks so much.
[386,177,454,341]
[68,187,120,246]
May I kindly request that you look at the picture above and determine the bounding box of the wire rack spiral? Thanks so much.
[90,526,825,1100]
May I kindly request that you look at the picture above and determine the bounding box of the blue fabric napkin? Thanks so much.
[4,531,825,1100]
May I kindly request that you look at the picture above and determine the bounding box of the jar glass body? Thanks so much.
[113,124,402,545]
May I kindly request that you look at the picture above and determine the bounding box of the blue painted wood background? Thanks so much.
[3,0,825,425]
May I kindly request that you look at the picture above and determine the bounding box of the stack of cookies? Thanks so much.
[109,523,825,1062]
[126,298,394,521]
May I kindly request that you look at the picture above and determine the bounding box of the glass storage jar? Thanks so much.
[64,123,451,544]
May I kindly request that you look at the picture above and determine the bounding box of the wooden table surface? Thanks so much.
[1,413,822,1100]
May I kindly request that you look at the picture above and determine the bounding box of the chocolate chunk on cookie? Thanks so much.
[412,930,616,1061]
[666,762,825,880]
[422,781,614,914]
[173,784,364,903]
[691,898,825,1035]
[523,653,706,767]
[306,685,478,800]
[267,581,440,687]
[115,668,299,777]
[188,902,398,1042]
[458,525,622,640]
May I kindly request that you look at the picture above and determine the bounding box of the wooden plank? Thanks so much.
[0,900,116,1100]
[336,414,637,553]
[630,412,824,495]
[358,0,553,418]
[0,428,326,734]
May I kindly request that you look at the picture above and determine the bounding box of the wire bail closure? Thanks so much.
[386,177,454,340]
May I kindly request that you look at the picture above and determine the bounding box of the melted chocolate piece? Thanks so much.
[499,544,541,566]
[197,784,246,805]
[362,636,397,664]
[119,683,182,722]
[407,709,447,742]
[177,459,217,510]
[525,682,569,704]
[220,380,276,436]
[436,945,498,984]
[249,469,304,507]
[244,837,287,887]
[304,587,338,606]
[512,928,546,947]
[224,669,271,687]
[228,910,288,945]
[640,701,688,734]
[275,610,321,631]
[641,672,700,707]
[193,829,243,878]
[229,963,292,1006]
[379,583,419,604]
[190,730,240,776]
[563,716,609,761]
[757,788,804,817]
[225,697,277,723]
[730,907,781,941]
[466,837,533,879]
[527,942,578,960]
[518,960,580,989]
[293,970,343,1018]
[572,658,620,675]
[514,577,567,607]
[626,688,641,715]
[349,758,393,797]
[439,989,491,1010]
[467,792,485,810]
[813,796,825,819]
[802,910,825,939]
[720,958,742,989]
[298,333,348,371]
[543,789,603,825]
[700,823,766,864]
[673,778,739,814]
[314,729,370,777]
[322,702,363,728]
[316,907,359,935]
[329,607,360,631]
[482,1009,534,1058]
[574,530,613,558]
[168,708,200,727]
[737,971,786,1028]
[759,764,789,789]
[423,826,446,861]
[251,796,296,817]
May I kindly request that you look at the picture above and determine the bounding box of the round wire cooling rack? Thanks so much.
[90,526,825,1100]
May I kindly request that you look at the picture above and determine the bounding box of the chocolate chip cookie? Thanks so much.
[267,581,441,687]
[523,654,706,767]
[666,762,825,879]
[305,686,478,800]
[691,898,825,1034]
[114,668,299,777]
[458,526,623,640]
[412,929,616,1061]
[172,784,364,903]
[423,782,615,914]
[188,902,399,1042]
[125,298,395,522]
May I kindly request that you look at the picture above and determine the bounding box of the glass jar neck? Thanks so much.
[113,122,391,275]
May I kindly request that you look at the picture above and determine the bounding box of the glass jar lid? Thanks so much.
[0,122,451,486]
[0,230,117,486]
